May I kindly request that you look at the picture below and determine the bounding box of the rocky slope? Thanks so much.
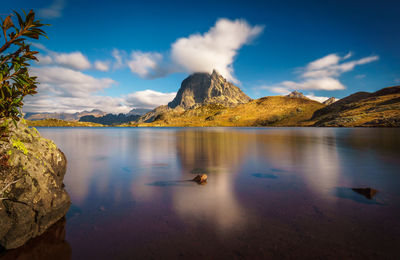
[0,119,70,249]
[286,91,308,99]
[311,86,400,126]
[168,70,251,109]
[322,97,338,105]
[135,95,325,127]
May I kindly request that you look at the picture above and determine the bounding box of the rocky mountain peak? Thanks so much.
[286,90,308,99]
[168,70,251,109]
[322,97,337,105]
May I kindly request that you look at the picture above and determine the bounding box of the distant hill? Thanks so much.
[24,109,149,126]
[128,108,152,116]
[25,71,400,128]
[27,119,104,127]
[135,95,325,127]
[168,70,251,109]
[25,109,106,121]
[310,86,400,127]
[136,72,399,127]
[79,114,141,125]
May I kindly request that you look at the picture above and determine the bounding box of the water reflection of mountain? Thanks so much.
[33,128,400,259]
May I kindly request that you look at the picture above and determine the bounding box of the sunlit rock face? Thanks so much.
[0,119,70,249]
[322,97,338,105]
[168,70,251,109]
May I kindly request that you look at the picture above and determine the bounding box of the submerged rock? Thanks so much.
[352,187,378,199]
[193,174,208,184]
[0,119,70,249]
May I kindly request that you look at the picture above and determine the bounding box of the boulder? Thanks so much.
[352,187,378,199]
[193,174,208,184]
[0,119,70,249]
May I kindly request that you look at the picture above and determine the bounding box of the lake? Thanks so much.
[2,127,400,259]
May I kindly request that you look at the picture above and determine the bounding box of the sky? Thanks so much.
[2,0,400,113]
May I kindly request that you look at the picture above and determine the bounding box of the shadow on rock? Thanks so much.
[0,217,71,260]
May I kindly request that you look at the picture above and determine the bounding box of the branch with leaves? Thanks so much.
[0,10,48,122]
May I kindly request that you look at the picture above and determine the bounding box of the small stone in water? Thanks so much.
[193,174,207,184]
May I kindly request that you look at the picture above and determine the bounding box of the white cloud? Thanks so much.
[171,18,264,83]
[125,90,176,109]
[94,60,110,72]
[37,54,53,65]
[38,0,66,19]
[355,74,366,79]
[125,18,263,82]
[280,77,346,91]
[128,51,167,78]
[24,66,174,113]
[266,86,290,95]
[31,66,114,97]
[53,52,91,70]
[112,49,125,70]
[264,53,379,93]
[305,94,331,103]
[306,53,342,71]
[37,51,91,70]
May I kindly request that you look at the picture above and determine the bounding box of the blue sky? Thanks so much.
[3,0,400,112]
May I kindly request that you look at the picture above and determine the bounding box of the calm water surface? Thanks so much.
[2,127,400,259]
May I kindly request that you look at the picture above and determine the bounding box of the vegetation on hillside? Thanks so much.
[310,86,400,127]
[27,118,105,127]
[0,10,48,122]
[134,96,325,127]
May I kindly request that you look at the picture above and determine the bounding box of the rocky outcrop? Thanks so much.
[322,97,337,105]
[168,70,251,109]
[0,119,70,249]
[286,91,308,99]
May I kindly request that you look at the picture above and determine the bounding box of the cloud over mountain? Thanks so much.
[125,18,264,83]
[170,18,264,83]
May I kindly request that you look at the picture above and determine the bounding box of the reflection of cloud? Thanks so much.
[250,129,342,198]
[299,130,341,197]
[172,130,249,231]
[38,129,116,204]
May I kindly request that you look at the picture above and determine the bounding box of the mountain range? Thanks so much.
[26,70,400,127]
[25,108,151,126]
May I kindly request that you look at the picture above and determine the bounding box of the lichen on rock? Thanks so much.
[0,118,70,249]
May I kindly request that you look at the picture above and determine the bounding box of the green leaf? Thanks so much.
[3,16,14,30]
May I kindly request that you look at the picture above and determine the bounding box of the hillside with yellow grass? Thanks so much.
[134,96,325,127]
[309,86,400,127]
